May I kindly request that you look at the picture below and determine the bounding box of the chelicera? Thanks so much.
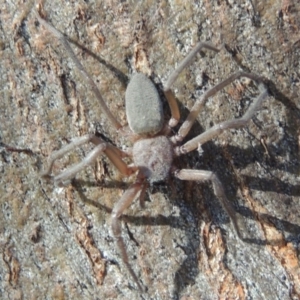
[36,12,268,292]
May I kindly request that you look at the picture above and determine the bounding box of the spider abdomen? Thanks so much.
[126,73,164,135]
[132,136,173,183]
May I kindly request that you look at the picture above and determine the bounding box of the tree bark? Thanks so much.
[1,1,299,299]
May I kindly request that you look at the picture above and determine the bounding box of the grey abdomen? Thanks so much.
[125,73,164,135]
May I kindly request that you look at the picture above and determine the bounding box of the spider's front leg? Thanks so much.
[111,176,146,292]
[173,169,243,239]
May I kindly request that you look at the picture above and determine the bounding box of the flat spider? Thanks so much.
[36,12,268,292]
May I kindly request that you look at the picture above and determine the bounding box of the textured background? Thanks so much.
[1,0,300,299]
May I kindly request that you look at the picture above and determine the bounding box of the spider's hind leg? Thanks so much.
[175,79,268,154]
[35,11,122,130]
[162,42,219,130]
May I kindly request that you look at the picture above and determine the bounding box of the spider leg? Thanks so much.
[42,134,135,185]
[173,169,243,239]
[178,82,268,154]
[163,42,219,129]
[138,182,148,208]
[34,11,122,130]
[111,177,145,292]
[172,72,267,146]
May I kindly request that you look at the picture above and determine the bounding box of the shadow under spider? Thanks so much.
[67,37,129,87]
[71,166,299,297]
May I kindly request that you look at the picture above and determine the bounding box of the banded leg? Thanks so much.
[174,169,242,239]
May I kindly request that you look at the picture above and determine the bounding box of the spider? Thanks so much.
[36,12,268,292]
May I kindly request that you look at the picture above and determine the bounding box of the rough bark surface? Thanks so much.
[1,1,299,299]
